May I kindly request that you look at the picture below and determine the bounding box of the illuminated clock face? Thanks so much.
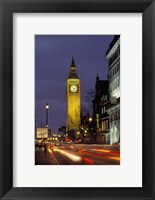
[70,85,78,92]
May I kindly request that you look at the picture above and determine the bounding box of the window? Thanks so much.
[104,107,106,113]
[106,120,109,129]
[117,64,119,72]
[117,78,119,87]
[97,123,99,129]
[114,111,117,120]
[116,111,119,120]
[96,113,99,123]
[117,48,119,57]
[118,45,120,55]
[118,110,120,119]
[101,121,104,131]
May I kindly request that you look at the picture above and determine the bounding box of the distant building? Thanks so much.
[58,126,66,141]
[58,126,66,136]
[92,75,109,143]
[106,35,120,144]
[36,128,48,139]
[48,129,52,137]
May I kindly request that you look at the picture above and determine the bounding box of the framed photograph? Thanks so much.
[0,0,154,199]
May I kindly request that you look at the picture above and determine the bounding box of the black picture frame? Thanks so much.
[0,0,155,199]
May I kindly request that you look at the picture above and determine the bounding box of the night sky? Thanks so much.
[35,35,114,133]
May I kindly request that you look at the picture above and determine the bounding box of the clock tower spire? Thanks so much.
[72,53,75,64]
[66,55,81,136]
[68,54,79,79]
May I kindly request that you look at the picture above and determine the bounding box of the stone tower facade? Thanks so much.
[66,55,81,133]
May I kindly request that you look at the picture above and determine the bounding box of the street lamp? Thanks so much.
[89,117,92,122]
[45,103,49,128]
[77,131,80,135]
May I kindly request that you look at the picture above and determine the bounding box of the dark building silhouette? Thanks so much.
[58,126,66,135]
[92,75,109,143]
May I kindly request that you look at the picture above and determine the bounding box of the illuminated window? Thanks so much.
[103,107,105,113]
[106,120,109,129]
[97,123,99,129]
[96,113,99,123]
[102,121,104,130]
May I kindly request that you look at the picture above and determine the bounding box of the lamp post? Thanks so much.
[88,117,93,131]
[88,117,93,142]
[45,103,49,128]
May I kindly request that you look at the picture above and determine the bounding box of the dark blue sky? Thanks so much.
[35,35,114,133]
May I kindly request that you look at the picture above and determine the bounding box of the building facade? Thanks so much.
[92,75,109,143]
[66,55,81,134]
[106,35,120,144]
[100,93,110,144]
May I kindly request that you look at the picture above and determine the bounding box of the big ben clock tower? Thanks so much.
[66,55,81,133]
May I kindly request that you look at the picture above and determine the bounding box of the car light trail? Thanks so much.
[91,149,110,153]
[82,157,94,165]
[109,156,120,161]
[54,149,82,162]
[48,148,59,165]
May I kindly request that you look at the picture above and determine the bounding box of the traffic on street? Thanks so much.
[35,142,120,165]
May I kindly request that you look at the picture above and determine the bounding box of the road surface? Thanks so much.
[35,143,120,165]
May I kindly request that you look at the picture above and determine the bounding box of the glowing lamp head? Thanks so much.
[45,103,49,110]
[89,117,92,122]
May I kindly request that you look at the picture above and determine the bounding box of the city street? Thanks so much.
[35,143,120,165]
